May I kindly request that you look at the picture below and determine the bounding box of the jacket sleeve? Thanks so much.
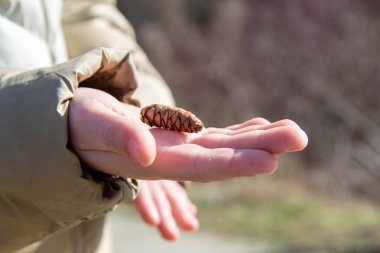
[0,48,139,253]
[62,0,175,107]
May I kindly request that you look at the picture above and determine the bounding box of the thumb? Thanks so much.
[105,115,156,167]
[69,88,156,167]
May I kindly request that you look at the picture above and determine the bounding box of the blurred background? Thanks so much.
[117,1,380,252]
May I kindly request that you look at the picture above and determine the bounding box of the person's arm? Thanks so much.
[0,48,140,253]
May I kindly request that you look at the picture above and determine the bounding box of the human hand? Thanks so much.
[69,87,308,181]
[133,180,198,240]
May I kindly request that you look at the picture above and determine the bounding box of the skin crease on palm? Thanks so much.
[68,87,309,240]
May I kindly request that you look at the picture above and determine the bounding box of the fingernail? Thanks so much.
[168,221,180,236]
[301,130,309,147]
[185,213,199,230]
[292,129,308,151]
[150,209,160,225]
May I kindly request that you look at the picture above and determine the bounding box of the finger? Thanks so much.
[133,182,160,226]
[191,126,308,154]
[188,203,198,215]
[226,117,270,130]
[205,119,300,136]
[246,119,300,131]
[76,145,278,182]
[150,181,180,240]
[160,181,199,231]
[153,146,278,182]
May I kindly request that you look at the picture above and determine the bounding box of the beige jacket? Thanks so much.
[0,0,174,252]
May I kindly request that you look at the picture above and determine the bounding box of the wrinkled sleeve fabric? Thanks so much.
[0,48,139,253]
[62,0,175,106]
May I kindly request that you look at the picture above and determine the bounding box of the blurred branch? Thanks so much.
[303,74,380,156]
[352,144,380,180]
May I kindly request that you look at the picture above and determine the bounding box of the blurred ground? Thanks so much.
[110,204,268,253]
[116,1,380,252]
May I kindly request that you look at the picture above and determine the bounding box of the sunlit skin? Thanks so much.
[69,87,308,241]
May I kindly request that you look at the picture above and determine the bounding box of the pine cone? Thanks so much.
[140,104,204,133]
